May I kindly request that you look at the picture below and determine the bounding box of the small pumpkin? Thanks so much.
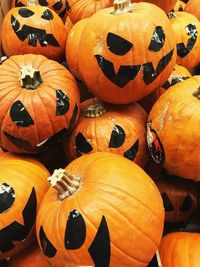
[74,0,176,104]
[159,232,200,267]
[147,75,200,181]
[0,54,80,154]
[133,0,177,13]
[0,155,49,259]
[169,11,200,70]
[65,97,148,168]
[9,243,50,267]
[2,0,67,61]
[185,0,200,21]
[36,152,164,267]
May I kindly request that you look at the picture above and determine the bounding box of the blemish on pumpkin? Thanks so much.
[96,36,104,55]
[157,102,170,133]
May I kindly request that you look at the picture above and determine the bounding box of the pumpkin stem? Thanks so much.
[20,65,43,90]
[26,0,38,6]
[86,103,107,118]
[48,168,81,200]
[193,87,200,99]
[112,0,133,15]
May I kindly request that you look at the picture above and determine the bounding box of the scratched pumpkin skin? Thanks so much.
[147,75,200,181]
[36,152,164,267]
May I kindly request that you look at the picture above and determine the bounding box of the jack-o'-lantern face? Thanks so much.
[2,5,67,61]
[78,2,177,104]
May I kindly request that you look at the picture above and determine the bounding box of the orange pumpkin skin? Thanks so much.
[77,2,177,104]
[9,243,50,267]
[36,152,164,267]
[0,156,49,259]
[185,0,200,20]
[11,0,68,20]
[133,0,177,13]
[171,0,186,11]
[159,232,200,267]
[65,98,148,168]
[0,54,80,154]
[147,75,200,181]
[169,11,200,70]
[2,5,67,61]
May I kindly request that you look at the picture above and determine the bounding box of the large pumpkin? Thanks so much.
[73,0,176,104]
[147,75,200,181]
[185,0,200,21]
[65,97,148,167]
[36,152,164,267]
[0,156,49,259]
[133,0,177,13]
[169,11,200,70]
[2,0,67,61]
[0,54,80,154]
[159,232,200,267]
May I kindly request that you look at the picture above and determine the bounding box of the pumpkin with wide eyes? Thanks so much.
[12,0,68,20]
[76,0,176,104]
[65,97,148,168]
[133,0,177,13]
[147,75,200,181]
[185,0,200,21]
[0,54,80,154]
[36,152,164,267]
[2,0,67,61]
[169,11,200,70]
[0,156,49,260]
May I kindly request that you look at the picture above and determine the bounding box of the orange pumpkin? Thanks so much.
[147,75,200,181]
[74,0,176,104]
[36,152,164,267]
[0,54,80,154]
[185,0,200,21]
[9,243,50,267]
[169,11,200,70]
[0,156,49,259]
[2,0,67,61]
[65,98,148,168]
[133,0,177,13]
[159,232,200,267]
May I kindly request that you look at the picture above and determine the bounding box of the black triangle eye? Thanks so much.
[41,9,54,20]
[180,194,193,212]
[148,26,165,52]
[38,0,48,5]
[161,192,174,212]
[107,32,133,55]
[10,100,34,127]
[109,125,125,148]
[18,8,35,18]
[39,226,57,257]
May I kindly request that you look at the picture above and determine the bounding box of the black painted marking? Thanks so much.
[11,15,60,47]
[109,125,125,148]
[16,1,25,7]
[177,24,198,58]
[107,32,133,55]
[180,194,193,212]
[170,76,190,86]
[38,0,48,5]
[149,26,165,52]
[65,1,71,12]
[88,216,110,267]
[59,7,67,17]
[69,103,78,129]
[0,183,15,213]
[162,80,171,89]
[75,132,93,154]
[18,8,35,18]
[10,100,34,127]
[161,193,174,212]
[41,9,54,20]
[65,210,86,250]
[124,139,139,160]
[53,0,63,10]
[147,253,160,267]
[39,226,57,257]
[56,89,70,115]
[95,55,141,88]
[143,49,174,85]
[0,187,36,253]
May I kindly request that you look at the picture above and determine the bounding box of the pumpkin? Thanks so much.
[138,64,191,113]
[9,243,50,267]
[64,16,73,36]
[159,232,200,267]
[185,0,200,21]
[65,97,148,168]
[0,155,49,259]
[145,163,198,224]
[2,0,67,61]
[0,54,80,154]
[132,0,177,13]
[171,0,186,11]
[36,152,164,267]
[169,11,200,70]
[12,0,68,20]
[147,75,200,181]
[75,0,176,104]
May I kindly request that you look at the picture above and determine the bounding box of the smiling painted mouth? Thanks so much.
[95,49,174,87]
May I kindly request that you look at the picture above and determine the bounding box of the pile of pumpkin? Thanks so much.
[0,0,200,266]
